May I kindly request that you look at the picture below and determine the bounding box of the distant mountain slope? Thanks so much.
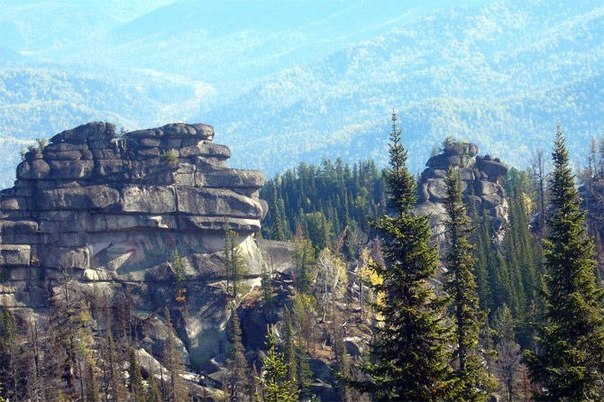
[200,0,603,175]
[0,0,601,188]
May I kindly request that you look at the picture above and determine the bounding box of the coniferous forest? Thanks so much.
[0,113,603,401]
[256,116,604,401]
[0,2,603,401]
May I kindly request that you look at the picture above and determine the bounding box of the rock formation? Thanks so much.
[415,141,509,244]
[0,122,267,366]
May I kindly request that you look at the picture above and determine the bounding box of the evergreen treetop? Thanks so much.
[384,110,416,214]
[358,112,454,400]
[525,127,604,401]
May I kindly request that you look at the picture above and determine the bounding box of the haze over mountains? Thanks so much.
[0,0,602,188]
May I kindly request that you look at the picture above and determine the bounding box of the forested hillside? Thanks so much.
[0,0,602,399]
[1,0,602,188]
[1,120,603,400]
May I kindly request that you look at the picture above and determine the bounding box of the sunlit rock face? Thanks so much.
[415,141,509,246]
[0,121,267,366]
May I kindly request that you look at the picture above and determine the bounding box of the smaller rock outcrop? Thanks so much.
[415,141,509,244]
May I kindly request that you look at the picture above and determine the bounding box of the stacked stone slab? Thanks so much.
[415,141,509,245]
[0,121,266,308]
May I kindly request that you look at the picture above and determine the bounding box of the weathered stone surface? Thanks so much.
[475,180,498,196]
[93,159,128,177]
[1,219,37,232]
[421,167,447,180]
[426,179,448,201]
[38,246,89,269]
[0,245,31,266]
[122,186,176,213]
[37,185,120,210]
[426,153,462,169]
[16,159,50,179]
[179,216,261,233]
[483,194,503,209]
[476,156,508,179]
[443,141,478,157]
[415,141,509,246]
[196,169,265,189]
[128,123,214,140]
[176,187,263,218]
[50,121,115,143]
[1,196,30,210]
[48,159,94,179]
[0,121,267,372]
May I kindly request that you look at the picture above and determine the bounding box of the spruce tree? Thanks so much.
[224,230,247,299]
[145,369,162,402]
[225,305,251,402]
[525,127,604,400]
[359,111,453,400]
[128,348,145,402]
[259,331,298,402]
[444,167,495,401]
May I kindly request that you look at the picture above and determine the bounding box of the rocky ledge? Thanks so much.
[0,122,269,366]
[415,141,509,244]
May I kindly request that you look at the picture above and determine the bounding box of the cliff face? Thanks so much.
[0,122,267,366]
[415,141,509,244]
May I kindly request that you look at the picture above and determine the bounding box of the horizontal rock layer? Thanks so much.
[0,121,272,368]
[1,121,266,274]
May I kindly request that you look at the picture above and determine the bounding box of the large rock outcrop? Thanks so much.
[0,122,267,366]
[415,141,509,244]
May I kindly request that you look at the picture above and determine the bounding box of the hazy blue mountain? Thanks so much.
[200,0,603,175]
[0,0,601,188]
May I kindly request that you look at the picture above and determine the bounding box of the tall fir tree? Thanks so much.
[224,230,247,299]
[444,167,496,400]
[445,168,494,401]
[162,308,190,402]
[358,111,453,400]
[525,127,604,400]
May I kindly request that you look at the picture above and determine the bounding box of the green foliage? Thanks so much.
[503,168,542,345]
[293,231,316,294]
[35,138,47,151]
[171,250,185,282]
[260,262,274,309]
[383,110,415,214]
[492,304,526,402]
[525,127,604,401]
[260,158,385,250]
[292,293,317,356]
[128,349,145,402]
[162,308,190,402]
[225,305,252,401]
[299,211,333,254]
[441,135,457,151]
[224,230,248,299]
[161,149,179,165]
[145,372,162,402]
[258,331,299,402]
[0,306,16,401]
[358,112,453,400]
[444,167,496,400]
